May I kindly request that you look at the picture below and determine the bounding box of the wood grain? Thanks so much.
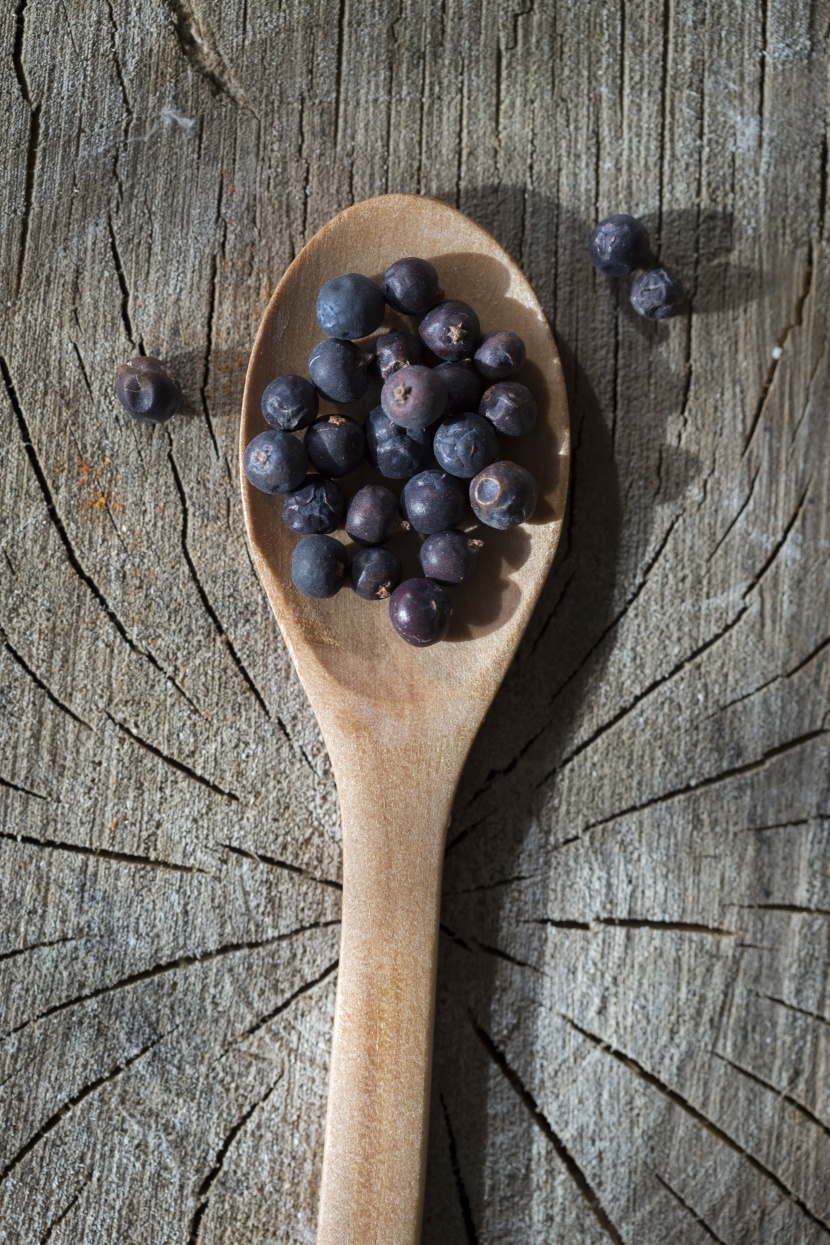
[1,2,828,1242]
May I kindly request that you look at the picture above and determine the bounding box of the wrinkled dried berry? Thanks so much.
[316,273,385,340]
[304,414,365,478]
[381,257,438,316]
[365,407,433,479]
[351,546,403,600]
[419,300,480,362]
[308,338,372,403]
[282,475,345,535]
[433,413,498,478]
[402,469,468,534]
[418,530,483,584]
[589,214,650,277]
[381,364,447,431]
[291,534,348,598]
[474,330,526,380]
[470,460,538,529]
[345,484,400,546]
[479,381,537,438]
[115,356,182,424]
[370,331,423,382]
[261,374,319,432]
[630,268,685,320]
[434,361,484,415]
[243,430,308,494]
[389,578,452,647]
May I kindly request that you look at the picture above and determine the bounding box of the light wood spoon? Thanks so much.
[240,193,569,1245]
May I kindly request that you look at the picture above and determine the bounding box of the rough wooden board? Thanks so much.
[1,1,828,1242]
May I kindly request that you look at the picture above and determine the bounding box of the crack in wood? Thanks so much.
[12,0,40,301]
[470,1014,627,1244]
[3,922,340,1042]
[763,993,830,1032]
[712,1051,830,1141]
[0,774,48,801]
[1,634,91,728]
[39,1171,93,1244]
[166,440,284,733]
[187,1075,283,1243]
[652,1170,729,1245]
[0,1031,164,1185]
[563,1015,830,1234]
[221,842,341,890]
[440,1095,480,1245]
[162,0,252,111]
[238,957,339,1040]
[0,935,81,964]
[105,710,241,802]
[0,827,198,873]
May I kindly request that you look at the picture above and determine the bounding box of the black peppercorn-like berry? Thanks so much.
[291,535,348,598]
[261,374,319,432]
[389,578,452,647]
[433,361,484,415]
[382,258,438,316]
[282,475,346,535]
[308,338,372,403]
[402,469,468,534]
[474,331,526,380]
[115,356,182,424]
[316,273,386,340]
[369,331,424,383]
[243,430,308,495]
[419,300,481,362]
[479,381,537,438]
[433,413,498,479]
[304,414,366,478]
[589,214,650,277]
[418,530,483,584]
[351,546,403,600]
[380,365,447,431]
[365,407,433,480]
[630,268,685,320]
[469,460,538,529]
[345,484,401,546]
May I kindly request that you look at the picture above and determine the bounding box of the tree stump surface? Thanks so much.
[1,3,829,1242]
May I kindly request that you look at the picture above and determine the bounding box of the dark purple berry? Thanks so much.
[479,381,537,438]
[365,407,433,479]
[474,331,526,380]
[470,460,538,529]
[345,485,400,546]
[381,258,438,316]
[291,534,348,598]
[316,273,385,340]
[115,356,182,424]
[434,361,484,415]
[282,475,345,535]
[433,414,498,478]
[369,331,423,382]
[309,338,372,403]
[351,546,403,600]
[261,374,319,432]
[589,214,650,277]
[419,300,480,361]
[381,365,447,431]
[243,430,308,494]
[389,578,452,647]
[304,414,365,478]
[418,530,483,584]
[630,268,685,320]
[402,469,468,534]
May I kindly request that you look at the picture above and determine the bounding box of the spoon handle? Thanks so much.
[316,745,459,1245]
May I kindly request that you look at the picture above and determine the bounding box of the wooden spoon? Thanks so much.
[240,193,569,1245]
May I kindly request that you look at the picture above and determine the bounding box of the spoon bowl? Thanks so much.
[241,193,569,1245]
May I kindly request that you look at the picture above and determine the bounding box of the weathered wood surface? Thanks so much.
[1,1,828,1242]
